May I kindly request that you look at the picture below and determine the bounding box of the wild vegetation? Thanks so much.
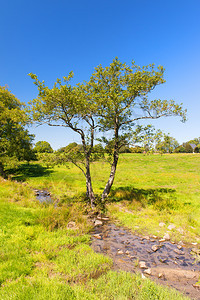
[28,58,186,207]
[1,153,197,299]
[0,58,199,299]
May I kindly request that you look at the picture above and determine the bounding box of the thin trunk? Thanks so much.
[85,155,95,208]
[0,162,6,178]
[102,117,119,201]
[80,130,95,209]
[101,152,118,201]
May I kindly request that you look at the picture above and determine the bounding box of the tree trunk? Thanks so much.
[102,118,119,202]
[85,156,95,208]
[101,152,119,202]
[0,162,6,178]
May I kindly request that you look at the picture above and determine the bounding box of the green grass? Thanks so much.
[12,153,200,243]
[0,173,190,299]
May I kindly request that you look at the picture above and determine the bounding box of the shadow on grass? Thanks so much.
[8,163,53,182]
[108,186,178,210]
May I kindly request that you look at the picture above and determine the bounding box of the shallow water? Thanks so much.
[91,222,200,299]
[34,189,53,204]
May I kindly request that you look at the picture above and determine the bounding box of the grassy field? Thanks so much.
[13,153,200,243]
[1,153,199,299]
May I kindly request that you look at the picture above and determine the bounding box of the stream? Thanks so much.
[33,190,200,299]
[91,221,200,300]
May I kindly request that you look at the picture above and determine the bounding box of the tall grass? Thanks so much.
[0,171,190,299]
[13,153,200,242]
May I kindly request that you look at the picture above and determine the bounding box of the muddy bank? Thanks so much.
[91,222,200,300]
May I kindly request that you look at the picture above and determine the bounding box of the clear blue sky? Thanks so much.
[1,0,200,149]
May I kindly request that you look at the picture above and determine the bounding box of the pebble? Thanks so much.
[159,222,166,227]
[178,241,184,246]
[143,236,150,240]
[191,248,200,255]
[177,245,183,250]
[93,234,102,240]
[158,273,164,278]
[168,224,176,230]
[159,238,166,242]
[117,250,124,255]
[152,235,158,239]
[97,215,109,221]
[139,261,148,269]
[144,268,151,275]
[174,249,185,255]
[177,228,184,234]
[159,257,168,263]
[94,220,103,226]
[163,233,170,240]
[152,245,160,252]
[67,221,76,228]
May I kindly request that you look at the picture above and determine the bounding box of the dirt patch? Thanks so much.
[91,222,200,299]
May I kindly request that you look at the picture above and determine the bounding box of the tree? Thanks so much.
[87,59,186,201]
[155,133,179,153]
[34,141,53,153]
[131,125,157,154]
[0,86,35,177]
[29,58,186,207]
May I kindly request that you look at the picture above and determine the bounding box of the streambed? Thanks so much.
[91,221,200,299]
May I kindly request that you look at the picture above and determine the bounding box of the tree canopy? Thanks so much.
[34,141,53,153]
[0,86,34,176]
[29,58,186,207]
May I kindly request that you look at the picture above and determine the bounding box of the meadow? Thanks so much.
[0,153,199,299]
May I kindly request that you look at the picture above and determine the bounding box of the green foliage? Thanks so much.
[34,141,53,153]
[155,132,179,154]
[0,86,35,176]
[29,58,187,205]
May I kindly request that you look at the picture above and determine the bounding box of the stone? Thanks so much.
[139,261,148,269]
[178,241,184,246]
[143,236,150,240]
[163,233,170,240]
[177,245,183,250]
[159,222,166,227]
[177,227,184,234]
[94,220,103,226]
[117,249,124,255]
[184,272,196,279]
[152,245,160,252]
[159,257,168,263]
[125,250,130,255]
[159,238,166,242]
[93,234,102,240]
[152,235,158,239]
[97,215,109,221]
[158,273,163,278]
[174,249,184,255]
[191,242,197,245]
[67,221,76,228]
[191,248,200,255]
[168,224,176,230]
[144,268,151,275]
[193,283,200,288]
